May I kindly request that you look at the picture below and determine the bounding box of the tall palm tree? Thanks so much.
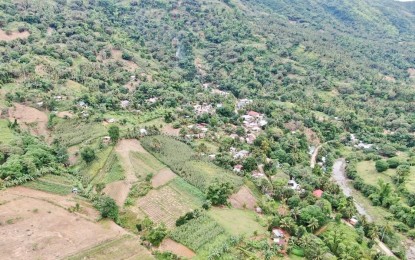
[308,217,319,232]
[380,221,393,242]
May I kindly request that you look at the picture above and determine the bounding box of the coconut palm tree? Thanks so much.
[308,217,320,232]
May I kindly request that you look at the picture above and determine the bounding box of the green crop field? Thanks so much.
[141,135,242,192]
[0,119,16,144]
[53,120,107,147]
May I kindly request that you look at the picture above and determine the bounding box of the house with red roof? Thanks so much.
[313,189,324,198]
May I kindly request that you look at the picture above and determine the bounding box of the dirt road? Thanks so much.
[333,159,396,257]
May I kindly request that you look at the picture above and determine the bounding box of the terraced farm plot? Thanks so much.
[67,235,153,260]
[137,180,204,228]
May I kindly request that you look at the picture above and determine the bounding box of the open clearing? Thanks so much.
[356,160,415,193]
[207,208,266,236]
[356,161,393,186]
[159,238,195,259]
[0,187,126,260]
[0,29,30,41]
[8,103,49,140]
[229,185,257,210]
[0,119,16,144]
[67,234,153,260]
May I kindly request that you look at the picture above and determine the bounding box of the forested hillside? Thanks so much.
[1,0,415,259]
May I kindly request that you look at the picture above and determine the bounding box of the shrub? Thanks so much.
[94,196,119,222]
[81,147,96,163]
[386,157,400,169]
[206,181,233,206]
[375,160,389,173]
[144,224,167,246]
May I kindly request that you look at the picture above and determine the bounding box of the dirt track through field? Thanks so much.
[0,187,126,260]
[104,139,141,206]
[159,238,195,258]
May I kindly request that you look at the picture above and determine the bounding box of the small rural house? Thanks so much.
[233,164,243,173]
[313,189,324,198]
[272,228,286,246]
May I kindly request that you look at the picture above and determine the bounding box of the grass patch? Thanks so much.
[130,152,165,179]
[169,177,206,203]
[91,152,124,184]
[356,161,393,186]
[207,208,266,236]
[79,147,113,183]
[0,119,16,144]
[357,160,415,193]
[23,178,72,195]
[136,179,204,228]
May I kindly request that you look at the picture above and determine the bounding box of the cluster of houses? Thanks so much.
[146,97,159,104]
[241,111,268,144]
[193,103,215,115]
[350,134,374,149]
[230,147,250,160]
[185,123,209,139]
[236,98,252,110]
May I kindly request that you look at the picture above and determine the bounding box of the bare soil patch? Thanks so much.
[67,146,79,165]
[103,181,131,207]
[304,127,320,146]
[161,124,180,136]
[284,120,302,131]
[152,168,177,188]
[409,68,415,78]
[0,29,30,41]
[159,238,195,258]
[57,111,74,119]
[110,49,138,72]
[383,75,396,82]
[228,186,257,210]
[8,103,50,141]
[0,187,125,260]
[35,64,48,76]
